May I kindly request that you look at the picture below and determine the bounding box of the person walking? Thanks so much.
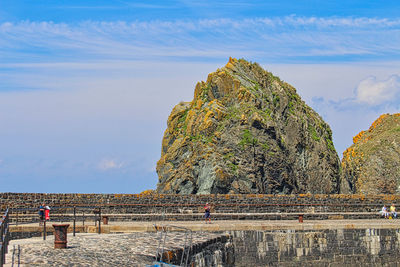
[204,203,211,224]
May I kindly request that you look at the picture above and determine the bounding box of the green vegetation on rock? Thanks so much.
[156,57,342,195]
[341,113,400,194]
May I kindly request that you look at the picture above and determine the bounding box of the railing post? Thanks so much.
[0,208,10,266]
[98,207,101,234]
[43,219,46,240]
[1,215,4,266]
[73,206,76,237]
[5,210,9,254]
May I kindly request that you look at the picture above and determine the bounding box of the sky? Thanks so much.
[1,0,400,193]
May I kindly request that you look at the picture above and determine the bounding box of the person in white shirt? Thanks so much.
[380,205,389,219]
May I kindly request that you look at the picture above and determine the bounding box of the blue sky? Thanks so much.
[1,1,400,193]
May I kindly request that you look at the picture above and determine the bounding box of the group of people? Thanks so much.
[380,204,397,219]
[38,203,51,223]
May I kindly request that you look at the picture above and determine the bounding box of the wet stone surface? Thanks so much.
[5,232,222,267]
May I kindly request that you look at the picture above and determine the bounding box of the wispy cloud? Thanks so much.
[1,16,400,66]
[97,159,124,171]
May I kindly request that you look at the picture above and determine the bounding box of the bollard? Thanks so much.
[298,214,304,223]
[52,224,70,249]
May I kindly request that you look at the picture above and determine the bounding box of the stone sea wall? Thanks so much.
[1,193,400,213]
[191,229,400,266]
[8,228,400,267]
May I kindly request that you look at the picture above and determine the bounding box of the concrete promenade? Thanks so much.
[5,219,400,266]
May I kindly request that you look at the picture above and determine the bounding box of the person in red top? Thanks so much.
[44,205,51,221]
[204,203,211,224]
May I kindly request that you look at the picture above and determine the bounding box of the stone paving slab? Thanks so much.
[4,231,222,267]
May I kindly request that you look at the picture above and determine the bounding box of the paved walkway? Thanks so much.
[6,219,400,266]
[5,231,223,267]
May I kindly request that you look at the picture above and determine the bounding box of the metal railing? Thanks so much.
[8,202,386,217]
[6,202,387,225]
[9,206,104,240]
[0,208,10,267]
[154,224,193,267]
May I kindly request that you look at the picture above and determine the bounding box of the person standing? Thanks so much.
[38,203,45,225]
[204,203,211,224]
[45,205,51,221]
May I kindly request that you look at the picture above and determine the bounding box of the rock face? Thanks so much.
[156,58,341,194]
[342,113,400,194]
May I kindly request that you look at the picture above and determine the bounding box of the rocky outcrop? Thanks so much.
[342,113,400,194]
[156,58,341,194]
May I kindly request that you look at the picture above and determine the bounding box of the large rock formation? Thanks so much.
[156,58,341,194]
[342,113,400,194]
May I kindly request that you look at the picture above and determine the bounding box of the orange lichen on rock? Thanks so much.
[215,168,229,181]
[353,131,365,144]
[342,147,354,163]
[139,189,155,196]
[194,99,203,110]
[369,114,389,131]
[237,87,253,102]
[225,57,238,70]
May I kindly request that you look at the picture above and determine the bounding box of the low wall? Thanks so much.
[2,193,400,214]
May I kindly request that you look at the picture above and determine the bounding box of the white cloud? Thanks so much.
[267,62,400,102]
[97,159,124,171]
[355,75,400,105]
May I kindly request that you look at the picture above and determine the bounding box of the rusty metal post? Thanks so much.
[73,206,76,236]
[52,224,69,249]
